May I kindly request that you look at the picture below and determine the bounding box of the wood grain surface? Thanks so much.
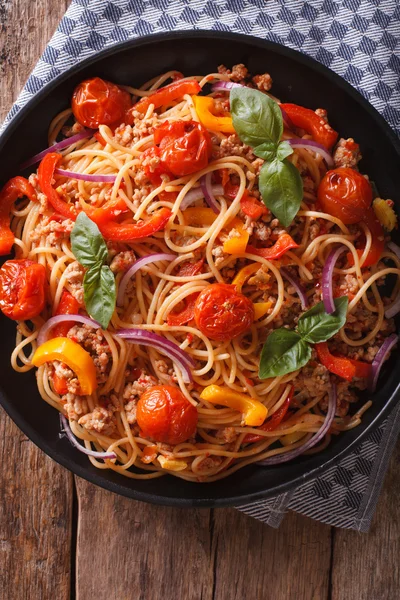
[0,2,399,599]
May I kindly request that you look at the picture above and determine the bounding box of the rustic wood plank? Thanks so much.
[0,2,73,599]
[0,409,74,599]
[212,508,332,600]
[331,442,400,600]
[75,478,214,600]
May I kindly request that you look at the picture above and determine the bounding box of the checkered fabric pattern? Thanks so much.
[1,0,399,531]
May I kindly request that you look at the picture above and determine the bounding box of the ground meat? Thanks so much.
[78,404,116,436]
[337,274,359,296]
[64,262,85,306]
[252,73,273,91]
[213,134,255,161]
[53,361,81,395]
[30,216,74,245]
[114,116,158,147]
[215,427,238,443]
[123,370,158,401]
[110,250,135,274]
[62,393,89,421]
[315,108,328,122]
[212,245,229,267]
[251,221,271,242]
[124,399,138,425]
[218,63,249,82]
[333,138,362,169]
[67,325,111,382]
[248,266,271,289]
[196,456,223,472]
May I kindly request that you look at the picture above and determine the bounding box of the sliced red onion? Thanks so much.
[37,314,101,346]
[200,173,220,214]
[257,382,336,465]
[281,267,308,309]
[179,184,224,211]
[60,415,116,460]
[279,105,294,130]
[385,295,400,319]
[211,81,244,92]
[368,334,398,392]
[117,253,176,306]
[287,138,334,168]
[387,242,400,260]
[322,245,346,314]
[116,328,194,383]
[20,129,94,170]
[55,168,116,183]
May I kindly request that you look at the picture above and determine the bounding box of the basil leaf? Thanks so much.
[297,296,349,344]
[258,158,303,227]
[276,140,293,161]
[230,87,283,148]
[71,212,108,269]
[84,265,116,330]
[253,141,278,162]
[259,329,311,379]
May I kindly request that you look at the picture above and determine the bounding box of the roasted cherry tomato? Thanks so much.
[317,167,373,225]
[0,259,46,320]
[153,120,212,177]
[72,77,131,129]
[140,146,171,185]
[136,385,198,445]
[194,283,254,342]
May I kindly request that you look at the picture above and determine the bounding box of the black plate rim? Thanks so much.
[0,30,399,508]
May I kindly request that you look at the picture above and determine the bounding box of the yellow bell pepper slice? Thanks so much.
[158,456,188,471]
[200,384,267,426]
[183,207,217,227]
[193,95,235,134]
[232,263,261,291]
[253,301,272,320]
[223,218,249,254]
[373,198,397,232]
[32,337,98,395]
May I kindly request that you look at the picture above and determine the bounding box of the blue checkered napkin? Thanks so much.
[1,0,399,531]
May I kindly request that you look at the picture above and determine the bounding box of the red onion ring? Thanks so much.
[368,334,398,392]
[387,242,400,260]
[117,253,176,306]
[383,243,400,318]
[322,245,347,314]
[20,129,94,170]
[116,328,194,383]
[200,173,221,214]
[211,81,244,92]
[179,184,224,211]
[287,138,334,168]
[257,382,336,465]
[281,267,309,309]
[60,415,116,460]
[279,105,294,130]
[55,168,116,183]
[37,314,101,346]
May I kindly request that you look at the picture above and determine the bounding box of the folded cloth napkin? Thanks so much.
[2,0,399,531]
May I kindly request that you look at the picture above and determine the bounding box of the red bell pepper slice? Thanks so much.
[129,79,201,117]
[315,342,356,381]
[166,293,199,326]
[94,131,107,146]
[177,258,204,278]
[97,207,171,242]
[243,386,294,443]
[347,208,385,268]
[247,232,299,260]
[38,153,78,219]
[51,290,80,395]
[0,176,36,255]
[349,358,372,379]
[240,193,268,220]
[280,103,338,149]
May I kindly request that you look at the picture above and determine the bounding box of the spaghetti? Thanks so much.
[1,63,398,483]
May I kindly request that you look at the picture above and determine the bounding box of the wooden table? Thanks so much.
[1,2,399,598]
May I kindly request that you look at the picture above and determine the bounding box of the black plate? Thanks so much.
[1,31,399,508]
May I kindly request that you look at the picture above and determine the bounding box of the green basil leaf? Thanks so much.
[71,212,108,269]
[276,140,293,161]
[297,296,349,344]
[259,329,311,379]
[230,87,283,148]
[258,158,303,227]
[253,141,278,161]
[84,265,116,330]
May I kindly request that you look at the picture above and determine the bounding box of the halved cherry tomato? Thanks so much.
[280,103,338,149]
[0,259,46,320]
[72,77,131,129]
[194,283,254,342]
[0,177,36,255]
[317,167,373,225]
[130,79,201,117]
[315,342,355,381]
[167,293,198,326]
[347,208,385,267]
[136,385,198,445]
[243,386,294,443]
[240,193,268,220]
[247,232,299,260]
[154,120,212,177]
[52,290,80,338]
